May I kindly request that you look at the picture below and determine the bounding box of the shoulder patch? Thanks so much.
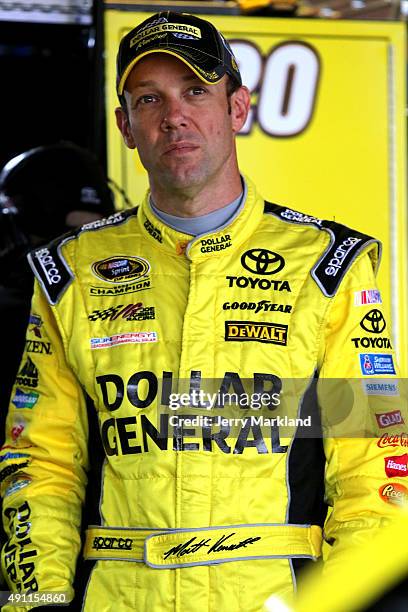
[265,202,324,228]
[264,201,381,297]
[78,208,136,233]
[28,240,74,306]
[27,207,138,305]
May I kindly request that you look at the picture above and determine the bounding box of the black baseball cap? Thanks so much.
[116,11,242,97]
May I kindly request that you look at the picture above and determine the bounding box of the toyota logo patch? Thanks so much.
[241,249,285,275]
[360,309,386,334]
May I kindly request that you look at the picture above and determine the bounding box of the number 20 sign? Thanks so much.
[231,41,320,137]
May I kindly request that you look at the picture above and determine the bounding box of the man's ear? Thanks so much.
[115,106,136,149]
[231,86,251,134]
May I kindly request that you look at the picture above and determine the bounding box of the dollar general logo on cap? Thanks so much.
[130,23,202,48]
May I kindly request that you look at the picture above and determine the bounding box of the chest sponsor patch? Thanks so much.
[24,339,53,355]
[143,217,162,243]
[90,331,158,349]
[90,279,151,296]
[225,321,288,345]
[241,249,285,275]
[226,276,291,292]
[92,256,150,284]
[3,477,32,498]
[375,410,404,429]
[359,309,386,333]
[88,303,155,321]
[28,314,43,338]
[377,433,408,449]
[11,421,26,441]
[0,452,31,464]
[12,389,39,410]
[354,289,382,306]
[200,234,231,253]
[362,380,399,396]
[359,353,396,376]
[222,301,292,314]
[16,357,39,388]
[379,483,408,507]
[351,337,392,349]
[385,454,408,477]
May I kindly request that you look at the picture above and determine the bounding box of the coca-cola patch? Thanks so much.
[377,433,408,448]
[385,454,408,478]
[375,410,404,429]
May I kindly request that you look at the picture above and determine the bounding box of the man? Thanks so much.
[1,11,406,612]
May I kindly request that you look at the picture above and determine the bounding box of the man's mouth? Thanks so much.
[163,142,199,155]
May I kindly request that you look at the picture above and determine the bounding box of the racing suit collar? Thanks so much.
[139,176,264,259]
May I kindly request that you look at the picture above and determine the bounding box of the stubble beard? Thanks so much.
[151,155,214,199]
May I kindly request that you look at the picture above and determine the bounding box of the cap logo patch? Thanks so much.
[130,23,201,48]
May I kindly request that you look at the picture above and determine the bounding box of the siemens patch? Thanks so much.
[362,380,399,396]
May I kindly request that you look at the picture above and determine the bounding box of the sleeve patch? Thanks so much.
[27,208,139,305]
[28,242,74,305]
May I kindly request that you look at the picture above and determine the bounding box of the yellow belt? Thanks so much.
[84,523,322,568]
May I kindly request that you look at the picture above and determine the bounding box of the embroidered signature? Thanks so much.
[163,532,261,560]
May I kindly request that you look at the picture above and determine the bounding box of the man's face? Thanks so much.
[115,54,248,195]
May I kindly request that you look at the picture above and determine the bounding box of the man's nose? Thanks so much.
[160,98,188,131]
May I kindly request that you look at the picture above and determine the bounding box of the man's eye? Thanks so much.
[189,87,206,96]
[138,95,157,105]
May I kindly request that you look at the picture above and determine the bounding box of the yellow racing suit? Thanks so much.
[1,178,407,611]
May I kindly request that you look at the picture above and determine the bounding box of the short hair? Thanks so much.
[227,76,241,98]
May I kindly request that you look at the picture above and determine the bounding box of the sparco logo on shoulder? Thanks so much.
[241,249,285,275]
[36,248,61,284]
[324,237,361,277]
